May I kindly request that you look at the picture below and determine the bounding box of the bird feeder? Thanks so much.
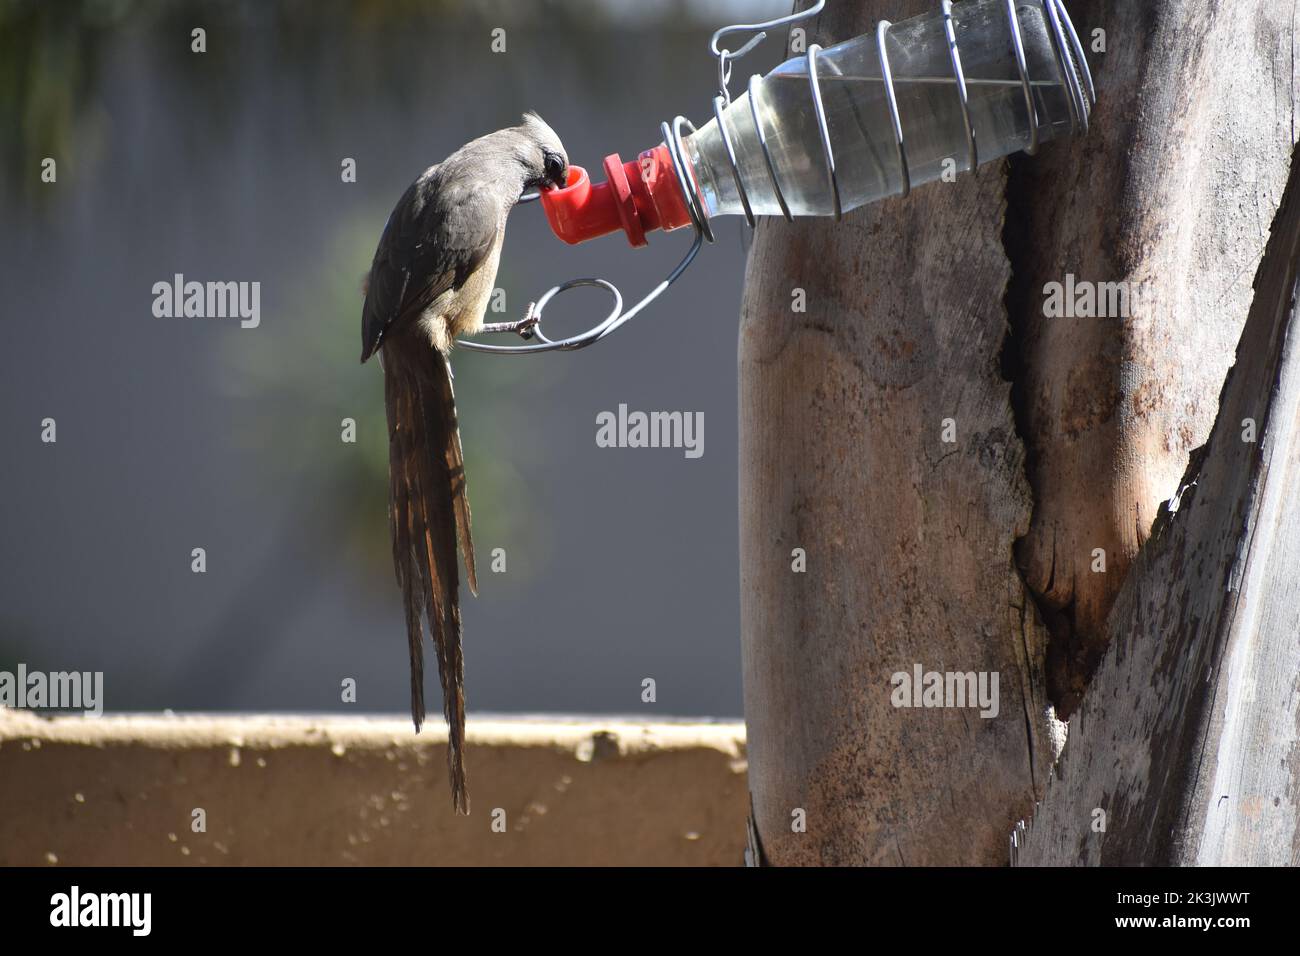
[461,0,1094,354]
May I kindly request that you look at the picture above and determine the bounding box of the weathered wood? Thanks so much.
[739,0,1053,866]
[1015,143,1300,866]
[1006,0,1297,714]
[739,0,1296,866]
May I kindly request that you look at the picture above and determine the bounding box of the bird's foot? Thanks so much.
[478,303,539,340]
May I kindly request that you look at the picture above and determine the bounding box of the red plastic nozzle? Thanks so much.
[539,144,693,247]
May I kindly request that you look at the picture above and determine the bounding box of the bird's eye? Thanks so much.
[544,152,566,185]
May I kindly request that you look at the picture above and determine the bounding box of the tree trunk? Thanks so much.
[1014,143,1300,866]
[738,0,1296,866]
[1006,0,1298,716]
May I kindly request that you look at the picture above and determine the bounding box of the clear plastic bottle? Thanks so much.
[684,0,1089,219]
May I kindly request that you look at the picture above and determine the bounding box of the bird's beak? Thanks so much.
[549,168,570,191]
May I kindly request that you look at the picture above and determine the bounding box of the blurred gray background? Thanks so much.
[0,0,794,717]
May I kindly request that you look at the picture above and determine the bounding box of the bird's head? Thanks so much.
[516,111,569,194]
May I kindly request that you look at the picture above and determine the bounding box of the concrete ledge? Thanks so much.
[0,711,748,866]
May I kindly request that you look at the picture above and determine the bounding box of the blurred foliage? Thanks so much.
[0,0,108,201]
[0,0,458,198]
[0,0,745,202]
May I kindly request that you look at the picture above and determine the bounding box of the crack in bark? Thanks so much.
[999,152,1083,718]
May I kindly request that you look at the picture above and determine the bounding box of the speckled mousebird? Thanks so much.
[360,113,568,813]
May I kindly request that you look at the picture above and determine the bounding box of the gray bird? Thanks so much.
[360,113,568,813]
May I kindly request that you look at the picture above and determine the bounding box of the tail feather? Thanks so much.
[382,338,473,813]
[385,391,425,733]
[438,362,477,595]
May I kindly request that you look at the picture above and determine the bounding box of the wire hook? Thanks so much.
[709,0,825,103]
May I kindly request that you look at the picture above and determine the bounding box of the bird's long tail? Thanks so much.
[382,338,478,814]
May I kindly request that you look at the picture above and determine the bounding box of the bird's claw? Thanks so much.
[478,304,541,341]
[518,302,539,340]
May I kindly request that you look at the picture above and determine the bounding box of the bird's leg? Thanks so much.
[478,302,539,340]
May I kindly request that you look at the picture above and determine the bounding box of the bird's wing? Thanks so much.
[360,171,500,362]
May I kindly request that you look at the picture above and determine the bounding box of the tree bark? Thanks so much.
[740,0,1049,867]
[739,0,1296,866]
[1015,142,1300,866]
[1008,0,1298,716]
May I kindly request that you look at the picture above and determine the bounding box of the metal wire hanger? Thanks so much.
[460,0,1094,355]
[457,2,828,356]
